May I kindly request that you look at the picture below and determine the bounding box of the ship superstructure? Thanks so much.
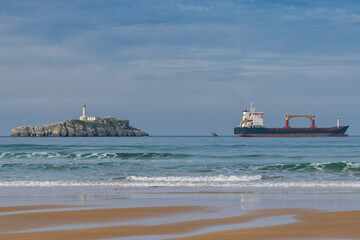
[239,103,264,128]
[234,103,349,137]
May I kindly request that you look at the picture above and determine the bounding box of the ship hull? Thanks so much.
[234,126,349,137]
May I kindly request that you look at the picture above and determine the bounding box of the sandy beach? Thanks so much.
[1,190,360,240]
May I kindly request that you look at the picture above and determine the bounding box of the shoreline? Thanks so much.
[3,184,360,194]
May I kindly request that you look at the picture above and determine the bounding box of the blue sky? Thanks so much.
[1,0,360,135]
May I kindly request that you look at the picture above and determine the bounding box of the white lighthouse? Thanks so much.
[79,105,98,121]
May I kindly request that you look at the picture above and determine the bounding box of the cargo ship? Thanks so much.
[234,103,349,137]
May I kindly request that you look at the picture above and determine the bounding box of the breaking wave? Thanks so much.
[0,175,262,188]
[0,152,190,160]
[127,175,262,183]
[2,178,360,188]
[253,161,360,172]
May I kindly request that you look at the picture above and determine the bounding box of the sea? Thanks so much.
[1,136,360,193]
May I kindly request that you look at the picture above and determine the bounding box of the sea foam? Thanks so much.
[2,178,360,188]
[127,175,262,182]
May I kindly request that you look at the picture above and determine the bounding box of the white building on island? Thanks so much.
[79,105,99,121]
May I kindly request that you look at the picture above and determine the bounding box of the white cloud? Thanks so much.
[349,13,360,23]
[178,5,213,13]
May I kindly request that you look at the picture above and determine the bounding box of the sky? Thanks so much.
[1,0,360,135]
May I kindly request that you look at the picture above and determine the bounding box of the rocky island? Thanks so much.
[11,105,149,137]
[11,117,149,137]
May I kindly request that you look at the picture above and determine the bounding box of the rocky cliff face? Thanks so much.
[11,117,149,137]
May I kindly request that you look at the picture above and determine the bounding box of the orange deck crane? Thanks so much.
[285,115,315,128]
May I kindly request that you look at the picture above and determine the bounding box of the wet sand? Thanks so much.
[1,204,360,240]
[0,205,208,233]
[174,210,360,240]
[2,188,360,240]
[0,205,80,213]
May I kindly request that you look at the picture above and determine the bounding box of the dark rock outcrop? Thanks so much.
[11,117,149,137]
